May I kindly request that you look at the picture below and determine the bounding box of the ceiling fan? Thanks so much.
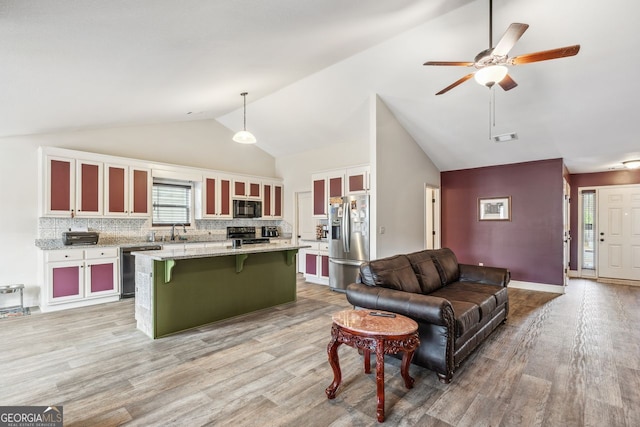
[424,0,580,95]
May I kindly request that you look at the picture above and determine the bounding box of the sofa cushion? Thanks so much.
[446,300,480,338]
[406,250,443,294]
[430,248,460,285]
[359,255,422,293]
[430,285,497,321]
[446,281,508,306]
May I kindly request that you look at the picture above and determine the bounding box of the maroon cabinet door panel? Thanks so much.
[132,169,148,214]
[313,179,326,215]
[90,263,114,293]
[52,266,80,298]
[250,183,260,198]
[206,178,217,215]
[306,253,317,275]
[321,255,329,277]
[80,163,100,212]
[264,185,272,216]
[108,166,126,213]
[50,160,71,211]
[329,177,343,198]
[220,179,231,215]
[349,175,365,192]
[274,186,282,217]
[235,181,246,197]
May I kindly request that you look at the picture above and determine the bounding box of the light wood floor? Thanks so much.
[1,277,639,426]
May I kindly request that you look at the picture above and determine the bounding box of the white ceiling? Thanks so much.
[2,0,639,173]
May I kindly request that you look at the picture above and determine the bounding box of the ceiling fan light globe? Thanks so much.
[232,130,257,144]
[475,65,508,87]
[623,160,640,169]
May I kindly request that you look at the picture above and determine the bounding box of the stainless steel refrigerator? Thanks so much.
[328,194,370,291]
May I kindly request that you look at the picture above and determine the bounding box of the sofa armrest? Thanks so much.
[459,264,510,287]
[346,283,454,326]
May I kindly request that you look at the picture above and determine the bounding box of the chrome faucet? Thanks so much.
[170,224,186,241]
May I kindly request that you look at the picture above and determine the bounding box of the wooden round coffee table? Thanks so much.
[325,309,420,423]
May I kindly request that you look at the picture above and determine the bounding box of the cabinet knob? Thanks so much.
[65,255,69,258]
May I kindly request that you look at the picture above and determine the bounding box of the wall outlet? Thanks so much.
[478,262,484,266]
[379,226,385,234]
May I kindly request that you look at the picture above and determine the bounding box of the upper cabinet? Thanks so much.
[233,177,261,200]
[39,147,284,220]
[76,160,103,217]
[263,180,283,219]
[346,166,370,194]
[312,166,369,218]
[44,155,76,217]
[202,174,232,218]
[104,164,151,217]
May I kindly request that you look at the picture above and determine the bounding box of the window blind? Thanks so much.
[152,182,192,226]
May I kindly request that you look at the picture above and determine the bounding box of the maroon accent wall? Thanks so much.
[567,169,640,270]
[441,158,565,286]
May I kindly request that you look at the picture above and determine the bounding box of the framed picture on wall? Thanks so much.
[478,196,511,221]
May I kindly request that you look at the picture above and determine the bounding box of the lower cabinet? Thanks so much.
[301,241,329,285]
[41,247,120,312]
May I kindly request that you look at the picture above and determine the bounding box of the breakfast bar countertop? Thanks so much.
[132,243,311,261]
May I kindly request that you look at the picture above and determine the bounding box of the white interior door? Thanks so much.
[598,185,640,280]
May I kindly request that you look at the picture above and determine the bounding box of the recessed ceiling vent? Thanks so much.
[493,132,518,143]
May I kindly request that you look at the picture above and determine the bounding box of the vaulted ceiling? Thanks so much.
[2,0,638,173]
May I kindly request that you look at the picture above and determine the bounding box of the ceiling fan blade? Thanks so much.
[435,73,474,95]
[423,61,474,66]
[498,74,518,91]
[492,23,529,57]
[510,45,581,65]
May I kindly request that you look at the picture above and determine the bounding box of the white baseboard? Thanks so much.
[508,280,565,294]
[567,270,579,278]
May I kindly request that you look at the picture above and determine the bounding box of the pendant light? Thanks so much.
[232,92,257,144]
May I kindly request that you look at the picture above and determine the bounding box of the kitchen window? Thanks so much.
[152,179,193,226]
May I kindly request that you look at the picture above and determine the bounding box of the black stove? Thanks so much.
[227,226,270,244]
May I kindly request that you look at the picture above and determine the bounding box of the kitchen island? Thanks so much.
[134,244,309,338]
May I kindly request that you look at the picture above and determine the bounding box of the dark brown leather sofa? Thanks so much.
[346,248,510,383]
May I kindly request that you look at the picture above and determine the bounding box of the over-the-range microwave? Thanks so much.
[233,200,262,218]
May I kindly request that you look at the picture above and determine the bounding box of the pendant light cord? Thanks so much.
[241,92,248,131]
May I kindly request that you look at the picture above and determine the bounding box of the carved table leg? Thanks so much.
[375,338,385,423]
[400,349,415,389]
[363,349,371,374]
[325,324,342,399]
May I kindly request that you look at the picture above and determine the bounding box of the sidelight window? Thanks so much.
[581,190,596,270]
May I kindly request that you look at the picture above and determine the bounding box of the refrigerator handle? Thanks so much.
[342,201,350,252]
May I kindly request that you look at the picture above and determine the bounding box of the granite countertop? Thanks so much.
[36,235,293,251]
[132,243,311,261]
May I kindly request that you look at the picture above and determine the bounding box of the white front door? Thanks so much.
[598,185,640,280]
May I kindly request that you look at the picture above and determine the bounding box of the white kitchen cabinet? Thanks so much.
[43,155,76,217]
[233,177,261,200]
[41,247,120,312]
[262,180,283,219]
[202,174,232,218]
[104,164,152,217]
[301,241,329,285]
[76,159,103,217]
[311,166,368,218]
[346,166,370,194]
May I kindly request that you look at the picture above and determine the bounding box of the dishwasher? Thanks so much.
[120,245,162,298]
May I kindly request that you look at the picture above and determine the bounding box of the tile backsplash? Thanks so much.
[38,217,292,241]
